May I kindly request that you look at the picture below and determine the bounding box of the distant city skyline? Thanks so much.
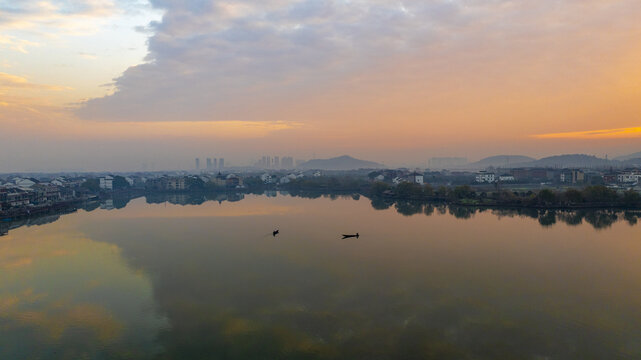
[1,149,640,174]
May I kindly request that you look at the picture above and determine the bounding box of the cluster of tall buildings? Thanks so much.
[257,156,294,169]
[195,157,224,171]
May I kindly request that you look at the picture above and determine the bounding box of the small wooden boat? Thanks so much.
[342,233,359,239]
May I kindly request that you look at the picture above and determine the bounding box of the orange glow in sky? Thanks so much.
[1,1,641,171]
[534,127,641,140]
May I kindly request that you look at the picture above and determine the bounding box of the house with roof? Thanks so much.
[225,174,243,188]
[560,170,585,184]
[408,172,424,185]
[99,176,113,190]
[14,178,37,188]
[475,171,495,183]
[260,173,273,184]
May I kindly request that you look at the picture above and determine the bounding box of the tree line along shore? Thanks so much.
[279,177,641,209]
[367,182,641,209]
[3,173,641,223]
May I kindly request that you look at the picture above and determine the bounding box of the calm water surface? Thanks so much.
[1,194,641,359]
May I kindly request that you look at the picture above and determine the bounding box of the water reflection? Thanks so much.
[0,221,167,359]
[76,196,641,358]
[2,194,641,359]
[145,192,245,205]
[379,198,641,230]
[3,192,640,237]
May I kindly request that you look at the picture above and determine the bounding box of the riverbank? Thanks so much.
[367,182,641,209]
[0,199,82,221]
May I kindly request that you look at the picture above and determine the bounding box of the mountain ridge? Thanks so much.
[297,155,384,170]
[614,151,641,161]
[469,155,535,168]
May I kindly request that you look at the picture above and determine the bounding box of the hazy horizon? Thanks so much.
[2,1,641,172]
[0,150,638,174]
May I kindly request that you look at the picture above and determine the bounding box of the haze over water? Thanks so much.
[2,194,641,359]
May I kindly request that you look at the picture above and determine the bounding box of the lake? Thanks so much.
[1,193,641,359]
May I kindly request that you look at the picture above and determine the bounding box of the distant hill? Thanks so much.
[297,155,384,170]
[614,151,641,161]
[621,157,641,166]
[470,155,534,168]
[514,154,611,168]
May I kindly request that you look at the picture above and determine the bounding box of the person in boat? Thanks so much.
[342,232,359,239]
[273,229,279,237]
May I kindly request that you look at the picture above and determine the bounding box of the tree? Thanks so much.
[112,176,130,190]
[538,210,557,226]
[582,186,618,203]
[81,178,100,192]
[396,182,423,199]
[451,185,474,199]
[496,190,518,203]
[368,171,384,180]
[537,189,557,205]
[371,198,393,210]
[395,200,424,216]
[242,176,265,189]
[563,189,584,204]
[623,190,641,207]
[186,177,205,190]
[370,181,390,196]
[435,186,449,198]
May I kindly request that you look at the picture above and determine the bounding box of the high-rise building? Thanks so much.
[206,158,212,170]
[281,156,294,169]
[195,158,200,170]
[273,156,280,169]
[259,156,270,168]
[219,158,224,168]
[213,158,217,169]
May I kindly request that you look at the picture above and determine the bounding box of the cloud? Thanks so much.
[75,0,641,125]
[533,127,641,139]
[0,34,40,53]
[2,257,33,269]
[78,51,98,60]
[0,0,130,49]
[0,72,70,90]
[3,0,641,171]
[0,0,118,25]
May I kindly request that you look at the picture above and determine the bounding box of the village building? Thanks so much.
[475,171,495,183]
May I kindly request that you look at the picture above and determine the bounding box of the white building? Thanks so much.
[617,172,641,183]
[14,178,36,187]
[100,199,114,210]
[167,177,186,190]
[498,174,515,182]
[475,171,496,183]
[408,172,424,185]
[260,173,273,184]
[99,176,113,190]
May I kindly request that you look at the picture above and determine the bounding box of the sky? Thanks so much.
[1,0,641,172]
